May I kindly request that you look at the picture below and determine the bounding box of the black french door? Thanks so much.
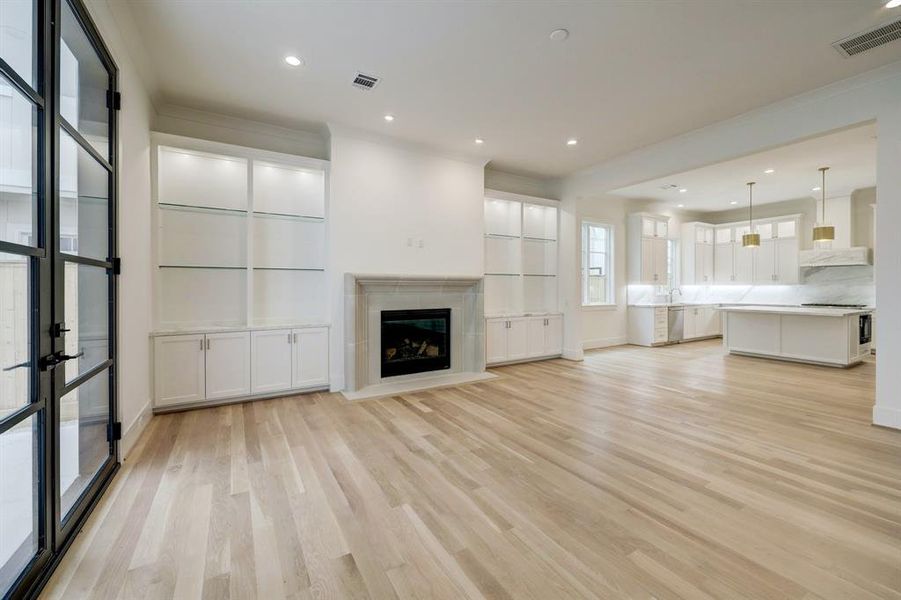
[0,0,118,597]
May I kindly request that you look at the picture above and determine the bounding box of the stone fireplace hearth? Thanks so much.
[343,274,490,400]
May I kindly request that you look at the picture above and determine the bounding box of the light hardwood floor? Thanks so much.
[42,341,900,599]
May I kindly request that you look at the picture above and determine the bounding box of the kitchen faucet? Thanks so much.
[668,287,683,304]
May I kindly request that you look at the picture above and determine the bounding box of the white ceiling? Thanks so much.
[610,123,877,211]
[122,0,901,178]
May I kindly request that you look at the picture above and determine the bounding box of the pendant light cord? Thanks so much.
[820,167,828,222]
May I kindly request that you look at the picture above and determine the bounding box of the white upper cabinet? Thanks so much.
[682,222,714,284]
[522,203,557,240]
[629,214,670,284]
[158,147,248,211]
[253,162,325,218]
[776,219,796,239]
[756,222,773,239]
[484,198,521,237]
[715,227,732,245]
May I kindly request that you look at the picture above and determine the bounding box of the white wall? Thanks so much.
[327,129,486,390]
[874,105,901,429]
[86,0,155,457]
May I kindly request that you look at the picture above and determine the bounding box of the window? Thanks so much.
[581,222,613,306]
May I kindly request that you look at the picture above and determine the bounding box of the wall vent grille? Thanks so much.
[352,73,380,90]
[832,18,901,57]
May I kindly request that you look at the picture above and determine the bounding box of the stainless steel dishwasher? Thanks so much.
[667,306,684,343]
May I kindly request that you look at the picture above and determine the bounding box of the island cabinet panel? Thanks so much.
[780,317,846,364]
[726,312,781,355]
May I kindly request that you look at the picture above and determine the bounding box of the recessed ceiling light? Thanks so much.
[677,204,685,208]
[886,0,901,8]
[730,201,738,205]
[679,188,687,193]
[812,186,821,191]
[549,28,570,41]
[474,138,484,145]
[284,55,303,67]
[566,138,578,146]
[764,168,775,174]
[384,114,395,122]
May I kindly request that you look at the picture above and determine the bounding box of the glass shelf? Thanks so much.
[252,267,325,271]
[252,211,324,221]
[523,273,556,277]
[485,273,520,277]
[484,233,520,240]
[158,265,246,270]
[523,236,556,242]
[158,202,247,215]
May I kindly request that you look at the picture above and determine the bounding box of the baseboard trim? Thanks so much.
[152,385,329,414]
[121,399,152,460]
[873,405,901,430]
[582,336,627,351]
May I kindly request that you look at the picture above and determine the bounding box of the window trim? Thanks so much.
[581,220,614,307]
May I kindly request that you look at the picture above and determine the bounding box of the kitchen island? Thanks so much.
[720,305,872,367]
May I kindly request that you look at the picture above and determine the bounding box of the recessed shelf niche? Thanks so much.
[483,192,559,315]
[153,134,329,330]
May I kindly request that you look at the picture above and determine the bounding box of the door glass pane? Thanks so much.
[0,74,37,247]
[60,129,108,261]
[60,368,109,520]
[0,413,38,597]
[63,263,108,383]
[60,1,109,157]
[0,0,35,88]
[0,253,30,417]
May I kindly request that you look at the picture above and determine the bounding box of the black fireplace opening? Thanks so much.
[381,308,451,378]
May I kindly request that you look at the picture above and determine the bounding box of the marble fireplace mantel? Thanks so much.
[343,274,491,400]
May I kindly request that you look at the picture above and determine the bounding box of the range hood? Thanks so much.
[799,247,871,267]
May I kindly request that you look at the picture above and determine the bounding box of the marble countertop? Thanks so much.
[151,322,330,337]
[718,305,873,317]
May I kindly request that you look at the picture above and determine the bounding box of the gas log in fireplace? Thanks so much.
[380,308,451,378]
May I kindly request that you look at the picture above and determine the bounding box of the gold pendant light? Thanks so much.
[812,166,835,242]
[742,181,760,248]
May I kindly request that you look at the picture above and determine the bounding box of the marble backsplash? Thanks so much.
[629,266,875,307]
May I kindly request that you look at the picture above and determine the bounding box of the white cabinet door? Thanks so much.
[292,327,329,388]
[694,244,714,284]
[251,329,293,394]
[754,239,776,284]
[734,244,754,283]
[714,244,733,283]
[653,238,669,285]
[486,319,508,364]
[640,238,655,283]
[655,219,668,238]
[545,316,563,355]
[708,308,723,336]
[684,308,698,340]
[205,331,251,400]
[776,237,799,284]
[506,318,529,361]
[154,334,206,407]
[526,317,546,358]
[641,217,656,237]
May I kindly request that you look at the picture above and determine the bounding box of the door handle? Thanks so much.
[206,338,211,350]
[39,350,84,371]
[3,361,31,372]
[293,333,298,344]
[288,333,293,344]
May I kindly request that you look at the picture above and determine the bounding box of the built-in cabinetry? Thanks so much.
[628,214,670,285]
[486,315,562,365]
[484,191,559,315]
[681,223,714,284]
[627,306,669,346]
[151,133,330,410]
[483,190,562,367]
[711,216,799,285]
[153,326,328,409]
[684,306,722,339]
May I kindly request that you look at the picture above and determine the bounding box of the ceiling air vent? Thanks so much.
[352,73,380,91]
[832,17,901,57]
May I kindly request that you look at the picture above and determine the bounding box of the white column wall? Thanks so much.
[873,105,901,429]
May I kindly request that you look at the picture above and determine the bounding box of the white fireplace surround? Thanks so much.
[343,274,489,399]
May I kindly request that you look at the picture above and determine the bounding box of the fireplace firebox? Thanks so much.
[380,308,451,378]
